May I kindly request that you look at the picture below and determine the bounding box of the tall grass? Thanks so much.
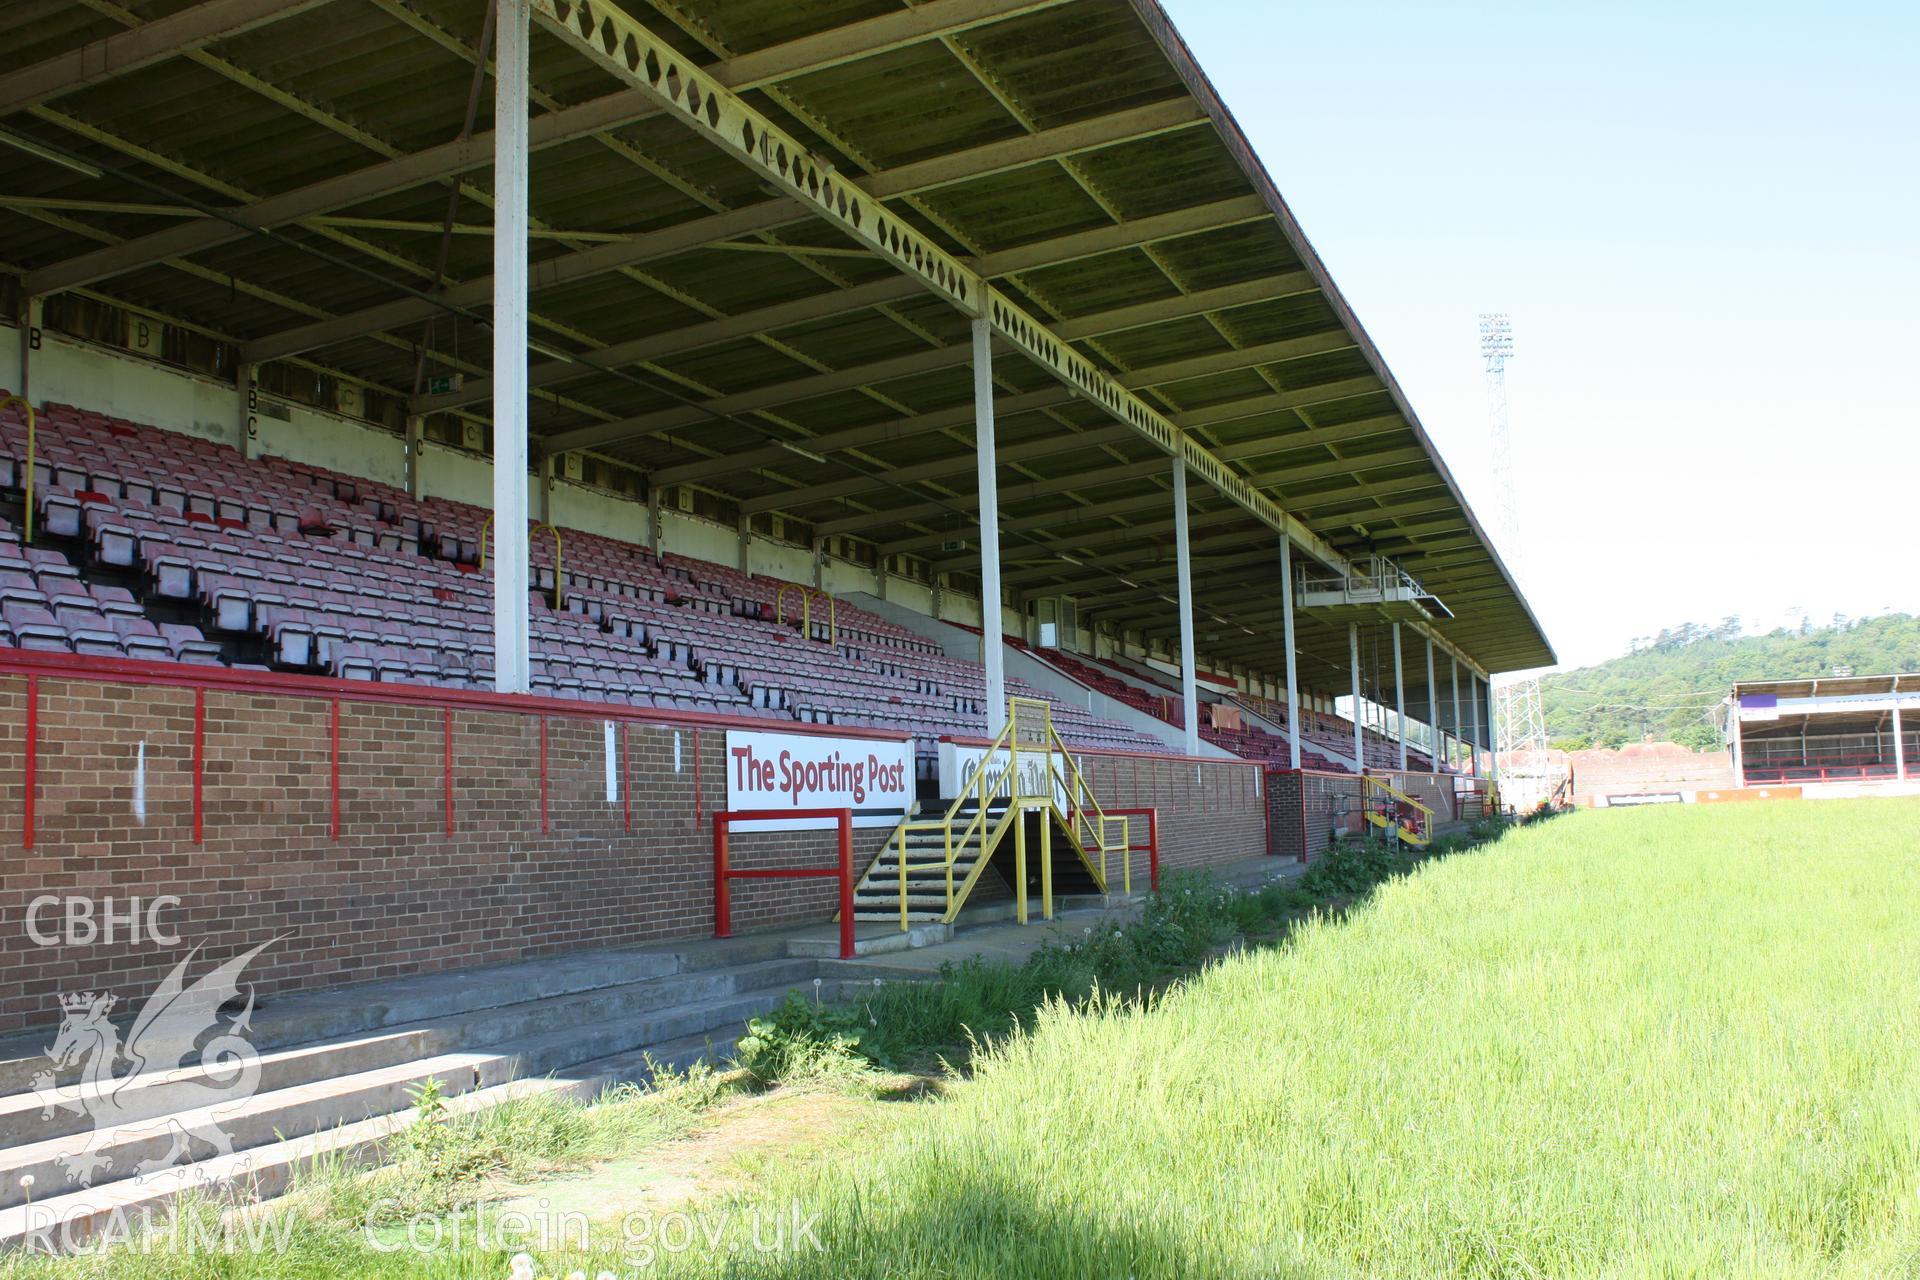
[15,801,1920,1278]
[654,798,1920,1278]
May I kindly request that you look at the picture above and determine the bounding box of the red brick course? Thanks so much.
[0,662,1269,1034]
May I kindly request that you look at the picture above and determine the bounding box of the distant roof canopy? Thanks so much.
[0,0,1554,678]
[1735,673,1920,702]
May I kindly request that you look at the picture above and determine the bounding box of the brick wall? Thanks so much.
[1264,770,1469,859]
[1569,746,1735,805]
[1073,750,1266,878]
[0,661,1269,1034]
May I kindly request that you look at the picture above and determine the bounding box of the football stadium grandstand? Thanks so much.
[0,0,1554,1243]
[1721,674,1920,794]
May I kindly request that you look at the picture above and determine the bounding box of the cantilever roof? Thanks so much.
[1734,674,1920,702]
[0,0,1555,680]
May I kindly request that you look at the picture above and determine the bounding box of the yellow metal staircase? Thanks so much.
[850,698,1136,927]
[1362,775,1434,848]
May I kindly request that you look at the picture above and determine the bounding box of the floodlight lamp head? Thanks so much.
[1478,312,1513,361]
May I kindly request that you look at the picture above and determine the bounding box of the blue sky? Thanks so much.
[1160,0,1920,670]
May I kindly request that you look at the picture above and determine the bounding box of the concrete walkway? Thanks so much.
[820,852,1304,978]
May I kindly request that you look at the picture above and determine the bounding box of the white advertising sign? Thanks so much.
[724,730,914,831]
[937,740,1073,810]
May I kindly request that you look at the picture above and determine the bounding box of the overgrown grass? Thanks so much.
[663,798,1920,1278]
[46,800,1920,1279]
[738,825,1497,1081]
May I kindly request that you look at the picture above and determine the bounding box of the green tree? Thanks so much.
[1539,612,1920,751]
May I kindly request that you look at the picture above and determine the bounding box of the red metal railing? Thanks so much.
[712,807,855,960]
[1094,806,1160,891]
[1743,757,1904,784]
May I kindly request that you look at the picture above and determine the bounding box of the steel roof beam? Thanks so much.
[1051,272,1316,340]
[648,345,1382,515]
[528,0,1353,575]
[1173,378,1383,429]
[972,195,1271,277]
[417,275,925,412]
[1212,413,1405,463]
[22,0,1075,300]
[1246,444,1428,490]
[241,95,1209,366]
[887,489,1179,554]
[423,242,1276,413]
[739,424,1135,515]
[1118,330,1353,390]
[0,0,331,116]
[647,388,1073,487]
[538,339,999,455]
[989,512,1252,583]
[813,458,1170,535]
[714,0,1076,90]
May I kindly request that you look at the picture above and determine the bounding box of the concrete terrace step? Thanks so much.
[0,973,846,1215]
[0,966,891,1252]
[0,942,793,1097]
[0,942,891,1251]
[0,956,817,1149]
[0,1074,582,1253]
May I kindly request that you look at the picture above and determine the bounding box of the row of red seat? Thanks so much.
[0,400,1158,759]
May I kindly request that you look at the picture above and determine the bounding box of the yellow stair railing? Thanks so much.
[774,582,837,646]
[888,696,1131,930]
[1362,774,1434,848]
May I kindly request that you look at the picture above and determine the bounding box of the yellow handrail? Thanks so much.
[1363,774,1434,845]
[890,712,1019,930]
[478,516,562,609]
[1,396,35,544]
[775,583,838,646]
[888,696,1133,930]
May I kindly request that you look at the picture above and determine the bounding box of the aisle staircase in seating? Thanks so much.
[850,698,1136,926]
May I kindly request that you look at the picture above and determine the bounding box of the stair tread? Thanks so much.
[0,972,812,1191]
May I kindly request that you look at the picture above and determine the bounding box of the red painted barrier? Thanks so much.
[442,707,454,836]
[191,687,205,845]
[1098,806,1161,892]
[712,807,855,960]
[328,697,341,840]
[22,674,36,850]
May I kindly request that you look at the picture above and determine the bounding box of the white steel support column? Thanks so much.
[1280,540,1300,770]
[1450,653,1462,773]
[1469,672,1484,777]
[1172,458,1200,756]
[1348,622,1364,769]
[1424,634,1438,768]
[1485,678,1500,782]
[1729,700,1744,782]
[1892,705,1905,780]
[972,317,1006,737]
[1392,623,1407,771]
[489,0,531,694]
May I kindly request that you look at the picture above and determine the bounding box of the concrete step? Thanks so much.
[0,956,817,1149]
[0,964,896,1253]
[852,892,962,910]
[0,977,810,1213]
[0,1073,584,1253]
[0,944,774,1097]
